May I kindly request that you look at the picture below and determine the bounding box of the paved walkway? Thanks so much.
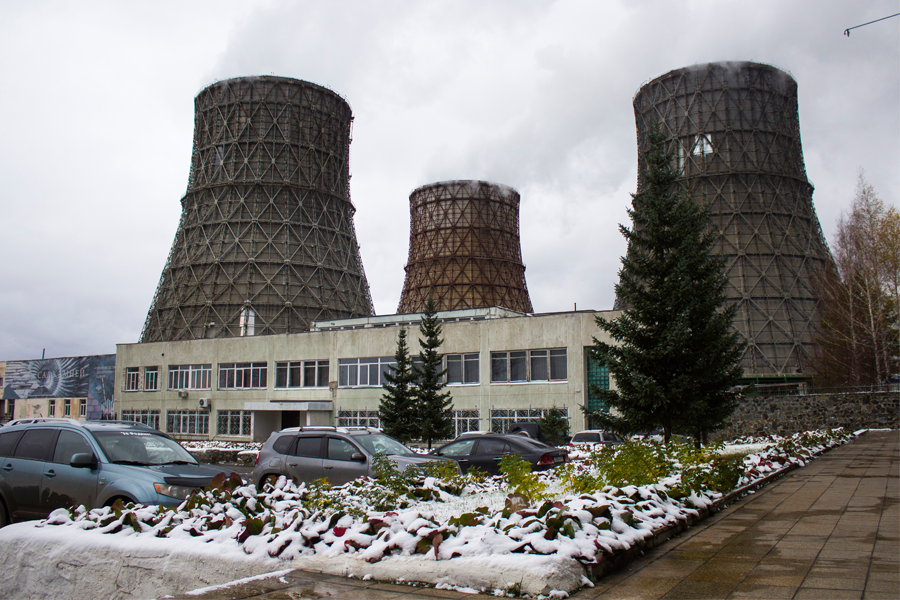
[177,431,898,600]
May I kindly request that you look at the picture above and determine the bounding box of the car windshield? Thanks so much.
[92,430,198,466]
[353,434,412,456]
[573,433,601,443]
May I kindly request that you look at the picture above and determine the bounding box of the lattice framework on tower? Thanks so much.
[397,180,533,314]
[141,76,373,343]
[627,62,833,377]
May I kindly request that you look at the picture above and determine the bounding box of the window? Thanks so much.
[125,367,140,391]
[453,409,480,436]
[692,133,713,156]
[217,410,252,436]
[491,348,567,383]
[337,410,380,428]
[14,429,57,461]
[240,306,255,337]
[338,357,395,387]
[585,348,611,426]
[122,409,161,430]
[446,354,479,385]
[293,436,323,458]
[48,399,56,416]
[490,408,569,434]
[64,399,72,417]
[168,364,212,390]
[52,430,93,464]
[274,360,329,388]
[166,410,210,435]
[144,366,159,391]
[218,363,267,389]
[79,400,86,417]
[327,438,358,461]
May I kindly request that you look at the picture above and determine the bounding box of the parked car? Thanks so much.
[569,430,625,447]
[251,426,458,489]
[433,433,569,475]
[0,419,236,527]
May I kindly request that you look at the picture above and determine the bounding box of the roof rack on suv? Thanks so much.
[84,420,155,429]
[278,426,382,434]
[5,417,83,427]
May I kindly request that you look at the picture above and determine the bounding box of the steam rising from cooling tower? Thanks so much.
[141,76,374,342]
[626,62,832,377]
[397,180,533,314]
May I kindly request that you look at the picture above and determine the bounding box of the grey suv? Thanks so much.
[251,426,457,488]
[0,419,232,527]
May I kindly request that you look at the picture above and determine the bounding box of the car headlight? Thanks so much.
[154,482,197,500]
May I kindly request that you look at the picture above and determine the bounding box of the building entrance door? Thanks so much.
[282,410,300,429]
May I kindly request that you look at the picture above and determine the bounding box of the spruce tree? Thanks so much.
[588,126,744,443]
[538,407,570,446]
[415,297,454,448]
[379,328,419,444]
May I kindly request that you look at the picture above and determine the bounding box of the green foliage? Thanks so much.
[560,439,744,497]
[538,407,570,446]
[498,453,548,505]
[304,477,340,512]
[415,297,454,448]
[379,327,419,444]
[588,125,744,442]
[589,442,672,488]
[372,453,417,495]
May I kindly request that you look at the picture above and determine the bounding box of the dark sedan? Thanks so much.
[433,434,568,475]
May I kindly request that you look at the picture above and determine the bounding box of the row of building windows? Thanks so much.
[121,407,568,439]
[335,407,567,438]
[121,409,251,436]
[47,398,87,418]
[124,349,569,392]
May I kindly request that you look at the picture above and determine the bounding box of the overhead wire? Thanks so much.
[844,12,900,36]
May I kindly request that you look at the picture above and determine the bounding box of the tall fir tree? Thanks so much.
[588,126,744,444]
[415,297,454,448]
[379,328,419,444]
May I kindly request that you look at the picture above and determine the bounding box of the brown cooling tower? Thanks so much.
[397,180,533,314]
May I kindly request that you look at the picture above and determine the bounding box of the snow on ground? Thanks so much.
[0,429,855,598]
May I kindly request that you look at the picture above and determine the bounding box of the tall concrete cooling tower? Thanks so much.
[397,180,533,314]
[141,76,374,342]
[626,62,832,378]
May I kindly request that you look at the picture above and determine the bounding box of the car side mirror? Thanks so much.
[350,452,366,462]
[70,453,97,469]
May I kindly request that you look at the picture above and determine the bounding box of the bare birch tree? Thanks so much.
[813,172,899,387]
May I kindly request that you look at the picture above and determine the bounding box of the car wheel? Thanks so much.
[0,499,8,528]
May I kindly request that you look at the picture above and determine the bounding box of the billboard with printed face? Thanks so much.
[2,355,115,419]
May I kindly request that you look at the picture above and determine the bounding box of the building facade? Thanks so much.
[116,308,618,442]
[1,355,116,422]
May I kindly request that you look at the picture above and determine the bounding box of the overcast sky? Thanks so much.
[0,0,897,361]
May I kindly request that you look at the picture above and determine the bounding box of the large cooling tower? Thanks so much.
[626,62,832,377]
[397,180,533,314]
[141,76,374,342]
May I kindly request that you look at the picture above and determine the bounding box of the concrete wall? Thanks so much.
[116,309,619,442]
[717,392,900,439]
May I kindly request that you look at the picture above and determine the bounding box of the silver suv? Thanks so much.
[251,426,457,488]
[0,419,232,527]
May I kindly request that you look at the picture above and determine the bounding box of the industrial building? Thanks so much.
[116,308,615,442]
[141,76,374,343]
[397,180,533,314]
[626,62,832,381]
[111,63,834,441]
